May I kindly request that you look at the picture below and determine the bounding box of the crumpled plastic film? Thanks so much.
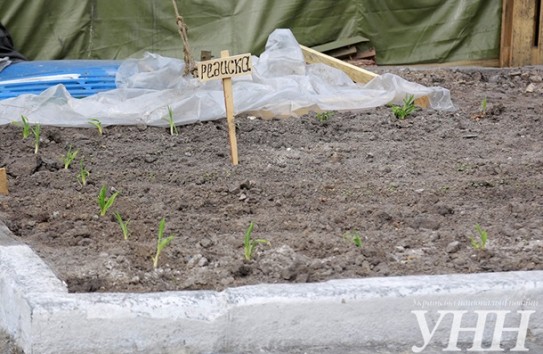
[0,57,10,73]
[0,29,454,127]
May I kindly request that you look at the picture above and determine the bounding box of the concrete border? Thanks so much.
[0,222,542,353]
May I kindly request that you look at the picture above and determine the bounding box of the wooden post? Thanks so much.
[197,51,252,165]
[0,168,8,196]
[221,50,239,165]
[501,0,543,67]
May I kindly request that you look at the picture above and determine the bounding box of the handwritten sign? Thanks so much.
[197,53,252,81]
[196,51,253,165]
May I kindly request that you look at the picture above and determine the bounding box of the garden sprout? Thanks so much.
[344,230,363,248]
[164,106,179,136]
[391,94,416,119]
[88,118,103,136]
[469,224,488,250]
[152,218,175,269]
[97,185,119,216]
[63,145,79,169]
[11,115,31,139]
[480,97,488,113]
[315,111,334,123]
[114,212,130,240]
[77,160,90,186]
[32,124,41,154]
[243,222,270,261]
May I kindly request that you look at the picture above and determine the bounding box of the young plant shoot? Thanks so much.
[480,96,488,113]
[164,106,179,136]
[11,115,31,139]
[470,224,488,250]
[32,124,41,154]
[114,212,130,240]
[63,145,79,169]
[88,118,103,136]
[315,111,334,123]
[97,185,119,216]
[77,160,90,186]
[344,230,363,248]
[243,222,270,261]
[152,218,175,269]
[391,94,416,119]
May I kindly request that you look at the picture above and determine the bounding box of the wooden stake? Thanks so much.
[0,168,8,196]
[221,50,239,165]
[197,51,251,164]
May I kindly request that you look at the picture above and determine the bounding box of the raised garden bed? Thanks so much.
[1,67,542,293]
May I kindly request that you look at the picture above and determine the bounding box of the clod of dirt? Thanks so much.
[446,241,462,254]
[259,245,311,281]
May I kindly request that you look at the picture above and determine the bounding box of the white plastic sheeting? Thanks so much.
[0,57,10,73]
[0,29,454,127]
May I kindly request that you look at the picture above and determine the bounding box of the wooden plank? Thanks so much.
[300,44,378,83]
[533,0,543,64]
[502,0,543,66]
[311,36,370,53]
[220,50,239,166]
[301,45,429,108]
[0,168,8,196]
[355,48,376,59]
[511,0,537,67]
[325,46,357,59]
[410,59,500,68]
[500,0,514,67]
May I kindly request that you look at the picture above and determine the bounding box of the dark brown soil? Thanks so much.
[1,67,542,293]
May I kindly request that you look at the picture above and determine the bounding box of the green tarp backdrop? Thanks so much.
[1,0,501,64]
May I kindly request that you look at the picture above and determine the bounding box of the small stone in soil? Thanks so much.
[187,254,204,268]
[446,241,462,254]
[198,257,209,267]
[199,238,214,248]
[144,155,158,163]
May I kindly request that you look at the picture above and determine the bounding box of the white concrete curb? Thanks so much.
[1,222,542,353]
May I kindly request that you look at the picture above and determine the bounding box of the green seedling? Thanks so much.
[63,145,79,169]
[480,96,487,113]
[77,160,90,186]
[32,124,41,154]
[97,185,119,216]
[315,111,334,123]
[243,222,270,261]
[152,218,175,269]
[11,115,31,139]
[164,106,179,136]
[391,94,416,119]
[469,224,488,250]
[344,230,363,248]
[88,118,103,136]
[472,97,488,120]
[114,212,130,240]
